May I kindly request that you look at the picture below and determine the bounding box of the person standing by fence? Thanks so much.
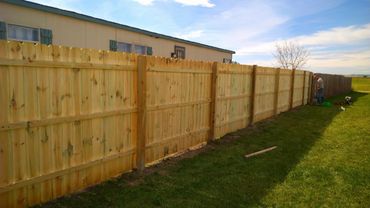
[315,75,325,104]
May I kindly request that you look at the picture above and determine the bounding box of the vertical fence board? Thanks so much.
[136,56,147,171]
[289,69,296,109]
[273,68,280,116]
[250,65,257,125]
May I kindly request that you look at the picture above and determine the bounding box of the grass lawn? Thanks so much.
[352,77,370,92]
[36,91,370,208]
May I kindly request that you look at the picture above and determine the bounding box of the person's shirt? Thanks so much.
[317,77,324,89]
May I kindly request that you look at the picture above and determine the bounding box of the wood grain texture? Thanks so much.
[3,40,354,208]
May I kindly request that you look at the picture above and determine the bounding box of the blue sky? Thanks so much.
[29,0,370,74]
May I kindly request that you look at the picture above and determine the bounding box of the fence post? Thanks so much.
[307,72,312,104]
[273,68,280,116]
[301,71,306,105]
[209,62,218,141]
[289,69,296,109]
[250,65,257,125]
[136,55,147,171]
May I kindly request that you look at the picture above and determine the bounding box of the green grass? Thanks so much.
[36,92,370,208]
[352,77,370,92]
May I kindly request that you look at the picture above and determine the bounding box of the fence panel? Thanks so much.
[215,63,253,138]
[277,69,292,114]
[254,67,278,122]
[144,57,212,164]
[292,70,304,108]
[0,41,137,207]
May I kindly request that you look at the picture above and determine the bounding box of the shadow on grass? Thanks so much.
[35,92,367,208]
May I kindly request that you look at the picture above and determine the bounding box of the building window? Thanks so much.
[174,46,185,59]
[7,24,39,42]
[117,42,132,53]
[134,44,146,55]
[109,40,152,55]
[223,58,232,64]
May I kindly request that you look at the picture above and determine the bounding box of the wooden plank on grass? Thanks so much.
[244,146,277,158]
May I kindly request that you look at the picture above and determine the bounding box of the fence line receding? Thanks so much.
[0,40,349,207]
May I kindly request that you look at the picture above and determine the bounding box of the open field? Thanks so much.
[352,77,370,92]
[35,91,370,208]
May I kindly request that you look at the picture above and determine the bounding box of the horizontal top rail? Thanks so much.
[0,58,136,71]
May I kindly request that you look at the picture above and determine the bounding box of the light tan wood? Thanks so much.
[250,65,257,125]
[0,58,136,71]
[136,56,147,171]
[289,69,296,109]
[0,148,135,194]
[3,40,351,208]
[302,71,306,105]
[0,108,137,131]
[245,146,277,158]
[209,62,218,141]
[274,68,280,115]
[147,100,211,111]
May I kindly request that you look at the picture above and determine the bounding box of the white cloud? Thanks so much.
[234,23,370,74]
[133,0,215,7]
[236,23,370,56]
[308,49,370,70]
[175,30,204,39]
[185,2,289,49]
[133,0,155,6]
[293,24,370,46]
[173,0,215,8]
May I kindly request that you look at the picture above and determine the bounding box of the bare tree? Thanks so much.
[273,41,309,70]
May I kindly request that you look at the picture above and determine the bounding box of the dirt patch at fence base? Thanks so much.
[117,121,272,188]
[117,110,298,188]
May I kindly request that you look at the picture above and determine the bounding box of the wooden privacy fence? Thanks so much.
[0,40,312,207]
[311,73,352,99]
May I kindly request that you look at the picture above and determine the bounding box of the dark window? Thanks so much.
[110,40,117,51]
[117,42,132,53]
[40,28,53,45]
[134,44,146,55]
[223,58,232,64]
[174,46,185,59]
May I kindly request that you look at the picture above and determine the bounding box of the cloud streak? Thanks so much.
[236,23,370,56]
[173,0,215,7]
[175,30,204,39]
[133,0,155,6]
[133,0,215,7]
[234,23,370,73]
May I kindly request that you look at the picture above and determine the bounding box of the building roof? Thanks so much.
[3,0,235,54]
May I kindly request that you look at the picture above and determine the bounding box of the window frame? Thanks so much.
[174,45,186,59]
[6,23,40,43]
[223,58,232,64]
[133,43,147,55]
[116,41,132,53]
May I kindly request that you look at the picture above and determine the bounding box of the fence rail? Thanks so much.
[0,40,349,207]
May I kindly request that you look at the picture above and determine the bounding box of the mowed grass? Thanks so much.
[352,77,370,92]
[36,92,370,208]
